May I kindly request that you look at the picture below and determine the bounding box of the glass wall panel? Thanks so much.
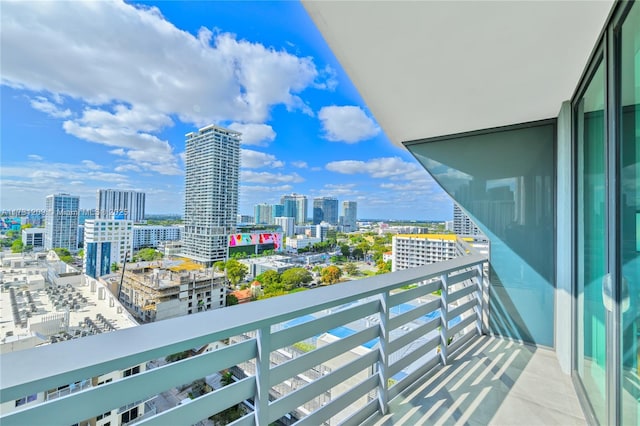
[619,2,640,423]
[408,122,555,347]
[576,59,607,425]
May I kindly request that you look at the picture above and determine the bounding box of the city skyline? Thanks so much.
[0,1,453,221]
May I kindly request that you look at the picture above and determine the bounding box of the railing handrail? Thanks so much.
[1,252,486,404]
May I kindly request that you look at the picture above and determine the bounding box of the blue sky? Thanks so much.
[1,1,452,220]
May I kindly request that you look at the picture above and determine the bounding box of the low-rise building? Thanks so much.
[133,225,182,250]
[21,228,45,250]
[117,264,227,323]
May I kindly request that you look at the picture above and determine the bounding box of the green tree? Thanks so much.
[225,259,248,286]
[344,262,358,276]
[357,241,371,259]
[136,248,163,261]
[214,261,226,272]
[111,262,119,272]
[20,224,33,230]
[77,249,84,259]
[281,267,312,290]
[321,265,342,285]
[376,260,392,275]
[226,294,239,306]
[255,270,280,287]
[165,350,190,363]
[53,248,73,263]
[339,244,351,257]
[11,239,24,253]
[351,247,364,260]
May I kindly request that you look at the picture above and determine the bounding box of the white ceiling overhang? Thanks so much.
[303,1,614,147]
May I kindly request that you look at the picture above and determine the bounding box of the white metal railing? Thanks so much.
[0,253,487,426]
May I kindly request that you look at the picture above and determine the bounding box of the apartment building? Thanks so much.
[182,124,240,265]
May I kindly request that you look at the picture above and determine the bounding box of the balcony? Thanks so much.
[0,251,582,425]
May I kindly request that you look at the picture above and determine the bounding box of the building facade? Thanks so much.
[182,124,240,265]
[22,228,44,250]
[313,197,338,225]
[391,234,463,271]
[341,201,358,232]
[453,204,482,236]
[132,225,181,250]
[281,193,307,225]
[84,219,133,279]
[274,216,295,238]
[96,190,145,222]
[44,193,79,251]
[119,266,227,322]
[254,203,273,225]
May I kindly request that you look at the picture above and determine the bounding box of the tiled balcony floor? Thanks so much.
[365,335,585,426]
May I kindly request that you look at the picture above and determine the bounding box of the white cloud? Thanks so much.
[27,154,44,161]
[291,161,308,169]
[114,164,142,173]
[29,96,72,118]
[318,106,380,143]
[325,157,421,178]
[241,171,304,184]
[228,123,276,146]
[2,1,326,124]
[81,160,102,170]
[2,1,332,178]
[241,149,284,169]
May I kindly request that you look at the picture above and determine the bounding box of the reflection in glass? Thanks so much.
[619,2,640,423]
[408,122,555,347]
[576,60,607,424]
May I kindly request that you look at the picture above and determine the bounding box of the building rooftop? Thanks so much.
[0,253,138,353]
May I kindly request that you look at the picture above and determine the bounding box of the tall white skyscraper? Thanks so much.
[45,193,79,251]
[274,216,295,238]
[96,189,146,222]
[182,124,240,264]
[342,201,358,232]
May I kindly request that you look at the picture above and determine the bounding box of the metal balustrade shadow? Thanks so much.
[365,335,585,426]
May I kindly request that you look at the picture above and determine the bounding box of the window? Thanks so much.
[123,366,140,377]
[120,407,138,424]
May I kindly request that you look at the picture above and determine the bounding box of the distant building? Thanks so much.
[254,203,273,225]
[237,214,254,225]
[44,193,79,251]
[182,124,240,265]
[313,197,339,225]
[238,255,296,279]
[281,193,308,225]
[84,219,133,278]
[391,234,467,271]
[96,190,146,222]
[453,204,482,236]
[341,201,358,232]
[22,228,45,250]
[133,225,182,250]
[274,216,295,238]
[285,235,321,253]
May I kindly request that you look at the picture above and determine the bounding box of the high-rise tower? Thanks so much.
[44,193,79,251]
[342,201,358,232]
[96,189,146,222]
[280,193,307,225]
[182,124,241,264]
[313,197,339,225]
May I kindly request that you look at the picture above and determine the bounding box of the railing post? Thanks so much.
[439,273,448,365]
[476,261,490,335]
[254,326,271,425]
[377,290,390,415]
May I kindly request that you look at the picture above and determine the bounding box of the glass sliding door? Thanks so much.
[576,59,607,425]
[618,2,640,423]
